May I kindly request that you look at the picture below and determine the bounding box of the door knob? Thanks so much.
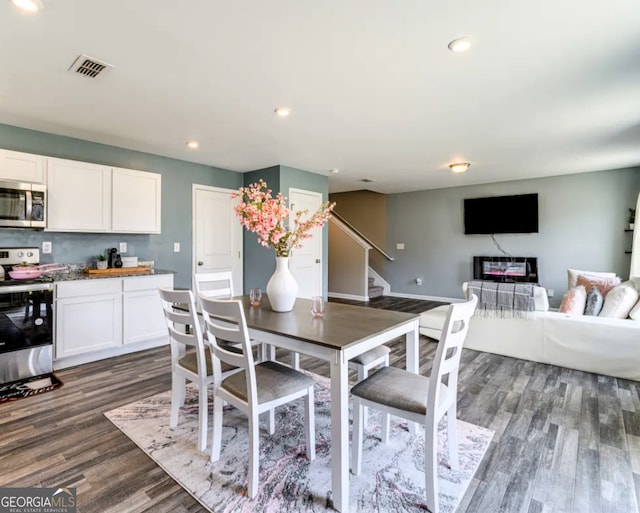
[198,261,204,266]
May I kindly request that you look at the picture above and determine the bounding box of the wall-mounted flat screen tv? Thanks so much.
[464,193,539,234]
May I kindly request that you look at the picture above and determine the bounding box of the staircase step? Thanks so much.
[368,276,375,286]
[368,285,385,298]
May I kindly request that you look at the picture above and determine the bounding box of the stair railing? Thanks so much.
[331,211,394,261]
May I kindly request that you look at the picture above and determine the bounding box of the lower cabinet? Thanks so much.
[55,274,174,365]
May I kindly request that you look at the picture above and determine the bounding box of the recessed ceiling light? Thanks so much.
[330,169,339,174]
[449,162,471,174]
[448,37,472,53]
[360,178,374,183]
[9,0,43,12]
[274,106,292,118]
[186,141,199,149]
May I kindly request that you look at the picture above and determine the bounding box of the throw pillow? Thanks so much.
[559,285,587,315]
[567,268,617,289]
[576,274,621,298]
[599,283,639,319]
[584,286,604,316]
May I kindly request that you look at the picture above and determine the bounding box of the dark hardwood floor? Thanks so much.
[1,298,638,513]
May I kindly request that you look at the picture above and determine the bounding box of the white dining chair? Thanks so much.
[200,295,316,499]
[193,270,235,302]
[351,294,478,513]
[348,344,390,426]
[158,287,240,452]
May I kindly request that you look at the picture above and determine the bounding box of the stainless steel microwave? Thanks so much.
[0,180,46,229]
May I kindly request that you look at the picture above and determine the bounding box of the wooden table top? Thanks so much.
[239,295,418,351]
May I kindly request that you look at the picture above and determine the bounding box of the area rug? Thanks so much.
[0,373,63,403]
[105,373,492,513]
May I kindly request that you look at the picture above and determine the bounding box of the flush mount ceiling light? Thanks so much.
[448,37,472,53]
[274,106,291,118]
[449,162,471,174]
[186,141,199,149]
[9,0,43,12]
[330,169,339,174]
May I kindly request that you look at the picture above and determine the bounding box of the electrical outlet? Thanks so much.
[415,278,422,286]
[42,241,52,254]
[173,242,180,252]
[119,242,127,253]
[547,289,554,298]
[396,243,405,250]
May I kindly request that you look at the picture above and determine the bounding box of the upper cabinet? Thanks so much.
[0,149,45,183]
[47,158,112,232]
[46,158,161,234]
[112,167,161,234]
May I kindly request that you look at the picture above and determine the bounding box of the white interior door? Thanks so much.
[193,185,243,295]
[289,188,323,298]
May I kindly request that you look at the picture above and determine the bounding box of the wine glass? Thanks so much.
[250,288,262,307]
[311,296,325,318]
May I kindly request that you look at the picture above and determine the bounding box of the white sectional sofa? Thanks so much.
[419,281,640,381]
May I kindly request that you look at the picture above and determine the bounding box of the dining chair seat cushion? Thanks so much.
[178,350,237,375]
[350,345,390,366]
[221,361,315,405]
[351,366,450,416]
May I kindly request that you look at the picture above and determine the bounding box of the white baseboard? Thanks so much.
[328,291,370,302]
[387,291,462,303]
[54,337,169,370]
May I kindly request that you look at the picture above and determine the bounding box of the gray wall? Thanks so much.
[386,167,640,306]
[0,123,242,289]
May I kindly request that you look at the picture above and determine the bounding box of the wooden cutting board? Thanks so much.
[84,267,153,276]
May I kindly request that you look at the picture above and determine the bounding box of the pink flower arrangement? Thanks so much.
[232,180,335,257]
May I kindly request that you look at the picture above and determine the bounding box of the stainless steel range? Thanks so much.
[0,247,54,384]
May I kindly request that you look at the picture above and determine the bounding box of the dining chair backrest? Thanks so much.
[427,294,478,415]
[199,296,257,395]
[193,271,235,302]
[158,287,208,377]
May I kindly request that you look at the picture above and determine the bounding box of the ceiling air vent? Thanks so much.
[68,54,114,78]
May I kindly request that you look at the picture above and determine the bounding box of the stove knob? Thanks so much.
[16,251,23,258]
[26,251,34,257]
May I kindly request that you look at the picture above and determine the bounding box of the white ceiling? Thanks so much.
[1,0,639,194]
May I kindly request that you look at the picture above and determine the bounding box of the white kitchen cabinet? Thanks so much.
[55,279,123,359]
[0,149,45,183]
[112,167,162,233]
[46,157,111,232]
[54,273,174,367]
[46,157,161,233]
[123,274,172,344]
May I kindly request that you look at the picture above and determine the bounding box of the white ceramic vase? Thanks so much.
[266,256,298,312]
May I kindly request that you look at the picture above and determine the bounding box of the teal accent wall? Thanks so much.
[241,165,330,296]
[0,123,243,289]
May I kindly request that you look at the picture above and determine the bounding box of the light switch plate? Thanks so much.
[119,242,127,253]
[396,243,405,250]
[173,242,180,252]
[42,241,52,254]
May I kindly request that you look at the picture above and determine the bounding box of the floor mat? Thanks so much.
[0,373,63,403]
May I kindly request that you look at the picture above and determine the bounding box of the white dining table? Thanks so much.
[239,295,420,513]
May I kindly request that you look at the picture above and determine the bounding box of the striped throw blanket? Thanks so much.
[468,280,535,317]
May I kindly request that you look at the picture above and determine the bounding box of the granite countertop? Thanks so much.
[44,264,175,282]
